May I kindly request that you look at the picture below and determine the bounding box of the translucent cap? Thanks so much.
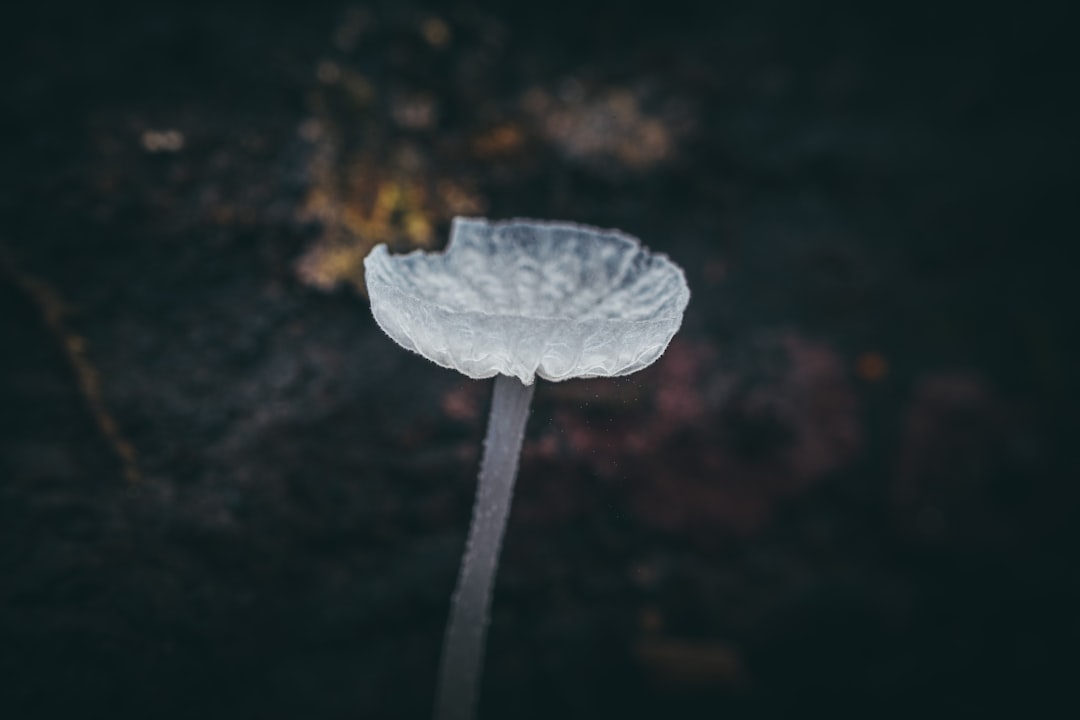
[364,217,690,385]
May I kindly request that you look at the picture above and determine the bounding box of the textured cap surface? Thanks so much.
[364,217,690,384]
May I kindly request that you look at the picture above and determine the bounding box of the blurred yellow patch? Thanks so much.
[294,83,485,295]
[523,86,677,170]
[0,250,140,484]
[472,123,525,157]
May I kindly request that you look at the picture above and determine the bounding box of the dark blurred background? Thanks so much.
[1,1,1076,718]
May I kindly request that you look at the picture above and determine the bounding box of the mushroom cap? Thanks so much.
[364,217,690,385]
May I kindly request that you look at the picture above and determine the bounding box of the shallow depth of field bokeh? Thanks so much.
[1,1,1075,718]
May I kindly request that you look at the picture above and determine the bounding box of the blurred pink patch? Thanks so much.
[515,332,863,540]
[653,339,714,425]
[778,333,862,488]
[891,371,1015,551]
[441,381,484,422]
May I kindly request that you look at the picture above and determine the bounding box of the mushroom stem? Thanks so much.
[435,374,535,720]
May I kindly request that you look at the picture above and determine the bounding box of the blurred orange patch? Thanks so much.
[636,638,746,689]
[856,351,889,382]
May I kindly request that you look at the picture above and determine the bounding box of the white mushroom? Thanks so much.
[364,217,690,720]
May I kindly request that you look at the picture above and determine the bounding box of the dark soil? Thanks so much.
[2,1,1077,718]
